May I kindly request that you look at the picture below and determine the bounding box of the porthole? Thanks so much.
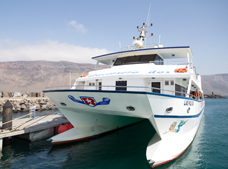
[60,102,67,106]
[166,107,173,113]
[126,106,135,111]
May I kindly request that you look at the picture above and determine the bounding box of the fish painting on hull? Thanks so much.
[163,120,187,134]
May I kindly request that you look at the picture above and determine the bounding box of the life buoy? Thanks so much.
[175,66,188,73]
[80,73,89,77]
[199,92,202,98]
[194,92,198,98]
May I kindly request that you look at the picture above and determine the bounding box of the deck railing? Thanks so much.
[120,43,160,51]
[45,85,202,100]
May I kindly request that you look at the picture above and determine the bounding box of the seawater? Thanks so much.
[1,98,228,169]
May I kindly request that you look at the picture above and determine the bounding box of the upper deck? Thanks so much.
[92,46,193,66]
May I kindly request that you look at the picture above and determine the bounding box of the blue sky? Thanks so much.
[0,0,227,75]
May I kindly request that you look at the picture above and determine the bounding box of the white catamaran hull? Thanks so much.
[44,89,205,166]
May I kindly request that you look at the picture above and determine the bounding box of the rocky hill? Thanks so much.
[0,61,227,95]
[0,61,105,92]
[201,74,228,95]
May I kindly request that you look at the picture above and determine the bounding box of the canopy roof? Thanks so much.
[92,46,193,65]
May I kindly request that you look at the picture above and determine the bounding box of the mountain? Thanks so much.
[201,74,228,95]
[0,61,105,92]
[0,61,227,95]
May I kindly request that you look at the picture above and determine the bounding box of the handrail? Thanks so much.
[120,43,159,51]
[148,60,189,65]
[1,109,58,132]
[45,85,202,100]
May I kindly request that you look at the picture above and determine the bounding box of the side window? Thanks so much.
[99,82,102,90]
[170,80,174,85]
[175,84,186,97]
[116,81,127,91]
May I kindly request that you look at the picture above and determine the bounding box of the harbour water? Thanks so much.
[0,98,228,169]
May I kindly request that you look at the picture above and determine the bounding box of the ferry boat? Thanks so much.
[44,23,205,167]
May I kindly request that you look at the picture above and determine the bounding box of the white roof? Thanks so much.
[92,46,193,65]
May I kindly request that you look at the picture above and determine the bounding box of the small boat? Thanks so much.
[44,23,205,167]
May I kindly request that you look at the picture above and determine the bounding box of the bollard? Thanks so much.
[3,100,13,130]
[2,100,13,148]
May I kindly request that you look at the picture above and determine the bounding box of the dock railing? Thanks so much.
[0,109,58,133]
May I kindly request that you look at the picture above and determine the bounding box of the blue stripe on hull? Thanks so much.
[154,107,205,119]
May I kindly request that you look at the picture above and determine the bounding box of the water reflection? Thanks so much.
[49,120,155,169]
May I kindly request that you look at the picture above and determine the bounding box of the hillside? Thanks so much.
[201,74,228,95]
[0,61,103,92]
[0,61,227,95]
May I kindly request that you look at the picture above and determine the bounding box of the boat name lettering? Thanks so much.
[148,70,170,74]
[68,95,110,107]
[184,100,194,106]
[88,71,139,77]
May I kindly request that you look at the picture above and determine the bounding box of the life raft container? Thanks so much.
[175,66,188,73]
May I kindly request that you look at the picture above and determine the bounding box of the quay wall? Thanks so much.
[0,92,56,113]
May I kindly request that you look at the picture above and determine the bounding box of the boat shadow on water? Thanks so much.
[48,119,155,169]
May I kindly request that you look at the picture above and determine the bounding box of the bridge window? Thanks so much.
[114,54,163,66]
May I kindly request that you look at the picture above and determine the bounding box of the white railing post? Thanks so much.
[0,138,2,152]
[187,52,190,67]
[187,78,192,97]
[94,61,99,70]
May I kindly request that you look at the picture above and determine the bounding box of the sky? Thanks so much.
[0,0,228,75]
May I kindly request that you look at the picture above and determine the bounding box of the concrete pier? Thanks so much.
[0,113,69,153]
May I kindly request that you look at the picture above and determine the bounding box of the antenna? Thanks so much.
[159,35,161,45]
[145,3,151,44]
[119,42,121,51]
[146,3,151,26]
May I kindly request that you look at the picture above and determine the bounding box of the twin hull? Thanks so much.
[44,89,205,166]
